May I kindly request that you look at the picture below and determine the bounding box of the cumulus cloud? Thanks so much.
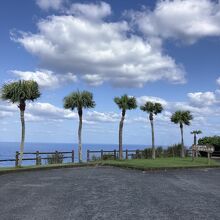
[0,102,17,119]
[0,101,120,124]
[11,69,77,89]
[68,1,111,20]
[14,2,185,87]
[129,0,220,44]
[26,102,77,121]
[36,0,64,11]
[86,111,120,123]
[187,91,217,106]
[136,96,168,107]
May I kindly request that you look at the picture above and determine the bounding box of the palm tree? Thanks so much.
[63,90,95,163]
[191,130,202,146]
[1,80,40,166]
[114,94,137,159]
[171,111,193,158]
[140,102,163,159]
[171,111,193,157]
[191,130,202,158]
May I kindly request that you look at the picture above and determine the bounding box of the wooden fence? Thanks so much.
[87,149,143,162]
[0,150,74,167]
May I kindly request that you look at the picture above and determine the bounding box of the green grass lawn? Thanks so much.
[100,157,220,170]
[0,157,219,174]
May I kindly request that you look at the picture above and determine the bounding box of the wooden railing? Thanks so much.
[87,149,143,162]
[0,150,74,167]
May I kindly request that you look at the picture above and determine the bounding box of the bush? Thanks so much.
[102,154,115,160]
[47,153,64,164]
[91,154,100,161]
[198,136,219,157]
[198,136,220,151]
[140,144,183,158]
[141,148,152,159]
[164,144,182,157]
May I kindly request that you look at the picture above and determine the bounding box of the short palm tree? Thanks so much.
[114,94,137,159]
[140,102,163,159]
[191,130,202,158]
[1,80,40,166]
[191,130,202,146]
[63,90,95,163]
[171,111,193,158]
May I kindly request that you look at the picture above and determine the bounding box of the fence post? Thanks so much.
[72,150,74,163]
[36,151,39,165]
[15,151,19,167]
[55,151,58,164]
[208,152,210,165]
[87,150,90,162]
[126,149,128,159]
[101,149,103,160]
[136,149,139,159]
[114,149,116,160]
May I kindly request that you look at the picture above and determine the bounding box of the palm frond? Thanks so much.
[63,90,95,111]
[1,80,40,103]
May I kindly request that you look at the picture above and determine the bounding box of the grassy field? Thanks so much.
[100,157,220,170]
[0,157,219,174]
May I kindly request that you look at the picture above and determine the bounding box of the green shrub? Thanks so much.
[102,154,115,160]
[47,153,64,164]
[198,136,220,151]
[91,154,100,161]
[164,144,182,157]
[156,147,164,158]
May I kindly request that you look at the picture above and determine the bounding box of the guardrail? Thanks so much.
[0,150,74,167]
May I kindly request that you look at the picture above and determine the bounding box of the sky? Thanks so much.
[0,0,220,146]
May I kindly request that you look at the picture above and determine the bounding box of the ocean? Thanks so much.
[0,142,148,167]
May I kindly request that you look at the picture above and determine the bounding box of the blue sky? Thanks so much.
[0,0,220,146]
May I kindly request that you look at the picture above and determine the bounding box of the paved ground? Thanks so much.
[0,167,220,220]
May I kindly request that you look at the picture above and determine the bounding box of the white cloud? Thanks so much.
[0,102,17,119]
[187,91,217,106]
[36,0,64,10]
[11,69,77,89]
[129,0,220,44]
[26,102,77,121]
[136,96,168,107]
[14,2,185,87]
[217,77,220,86]
[86,111,120,123]
[0,101,120,124]
[0,111,13,119]
[68,1,111,20]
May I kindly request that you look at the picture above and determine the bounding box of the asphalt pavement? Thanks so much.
[0,166,220,220]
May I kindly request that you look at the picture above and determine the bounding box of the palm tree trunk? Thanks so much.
[194,134,198,157]
[78,109,83,163]
[194,134,197,146]
[180,123,184,158]
[150,119,155,159]
[149,113,155,159]
[18,101,26,166]
[119,110,125,160]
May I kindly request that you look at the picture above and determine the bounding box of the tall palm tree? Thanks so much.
[191,130,202,146]
[171,111,193,158]
[114,94,137,159]
[63,90,95,163]
[140,102,163,159]
[1,80,40,166]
